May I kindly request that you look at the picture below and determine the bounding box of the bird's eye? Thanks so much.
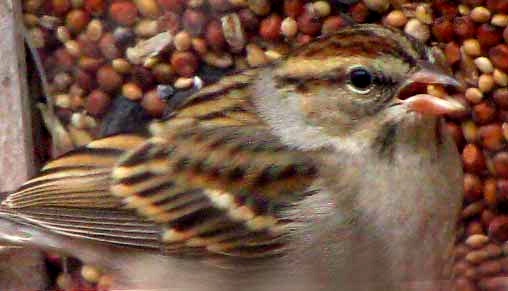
[347,67,373,94]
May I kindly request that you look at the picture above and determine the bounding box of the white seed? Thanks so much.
[458,4,470,16]
[465,87,484,104]
[71,112,87,129]
[265,50,282,61]
[55,94,71,109]
[221,13,246,52]
[404,18,430,42]
[84,115,97,128]
[81,265,101,283]
[462,39,482,57]
[415,4,433,25]
[187,0,204,8]
[465,234,490,249]
[56,26,71,43]
[474,57,495,74]
[470,6,491,23]
[64,40,81,57]
[313,1,331,17]
[494,69,508,87]
[202,52,234,68]
[246,43,269,67]
[174,31,192,51]
[491,14,508,27]
[478,74,495,93]
[281,17,298,38]
[363,0,390,13]
[86,19,103,42]
[134,20,159,37]
[174,77,194,89]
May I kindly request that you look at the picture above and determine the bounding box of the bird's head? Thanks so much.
[257,24,465,150]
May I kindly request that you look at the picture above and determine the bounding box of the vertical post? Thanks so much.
[0,0,35,192]
[0,2,47,290]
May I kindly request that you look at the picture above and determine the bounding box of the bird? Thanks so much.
[0,24,465,291]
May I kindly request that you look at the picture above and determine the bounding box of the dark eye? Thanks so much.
[348,67,373,93]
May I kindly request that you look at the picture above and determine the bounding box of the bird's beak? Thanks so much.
[395,69,465,116]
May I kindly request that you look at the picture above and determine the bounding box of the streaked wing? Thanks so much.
[111,125,319,257]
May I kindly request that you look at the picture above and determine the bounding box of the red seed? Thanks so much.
[462,144,487,173]
[489,44,508,71]
[473,101,497,125]
[65,9,90,34]
[284,0,304,18]
[99,33,120,60]
[479,123,505,151]
[493,152,508,178]
[110,2,138,26]
[489,215,508,242]
[86,90,111,116]
[297,11,321,36]
[170,51,199,77]
[322,16,348,35]
[205,20,226,51]
[52,0,71,15]
[74,69,93,90]
[259,14,282,40]
[432,17,454,42]
[433,0,458,18]
[97,65,123,92]
[141,89,167,117]
[464,173,484,202]
[477,24,503,47]
[493,88,508,109]
[54,48,75,68]
[350,2,369,23]
[467,220,485,236]
[453,16,477,39]
[445,121,465,149]
[487,0,508,13]
[85,0,105,15]
[132,66,155,89]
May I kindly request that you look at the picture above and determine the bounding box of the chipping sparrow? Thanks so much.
[0,24,465,291]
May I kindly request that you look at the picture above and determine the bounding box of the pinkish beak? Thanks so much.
[397,69,465,116]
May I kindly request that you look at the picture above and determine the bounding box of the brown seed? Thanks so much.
[462,120,478,143]
[465,249,490,264]
[497,179,508,201]
[484,178,498,207]
[489,44,508,71]
[141,89,167,117]
[478,74,495,93]
[157,0,184,12]
[182,9,208,36]
[191,37,208,55]
[134,0,161,18]
[97,65,123,92]
[132,66,155,89]
[78,56,104,72]
[470,6,492,23]
[462,38,482,57]
[109,2,138,26]
[504,26,508,43]
[86,90,111,116]
[238,8,259,32]
[209,0,231,11]
[462,143,486,173]
[98,33,120,60]
[477,24,503,47]
[477,260,502,276]
[170,51,199,77]
[66,9,90,33]
[493,88,508,109]
[174,31,192,51]
[462,200,486,218]
[473,101,497,124]
[467,220,486,236]
[152,63,174,84]
[122,83,143,101]
[454,277,477,291]
[464,173,484,202]
[479,123,505,151]
[454,16,477,39]
[432,17,454,42]
[444,42,461,65]
[248,0,271,15]
[445,121,465,148]
[489,216,508,242]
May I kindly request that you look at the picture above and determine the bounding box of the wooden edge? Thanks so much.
[0,0,36,192]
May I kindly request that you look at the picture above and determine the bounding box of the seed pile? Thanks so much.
[19,0,508,290]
